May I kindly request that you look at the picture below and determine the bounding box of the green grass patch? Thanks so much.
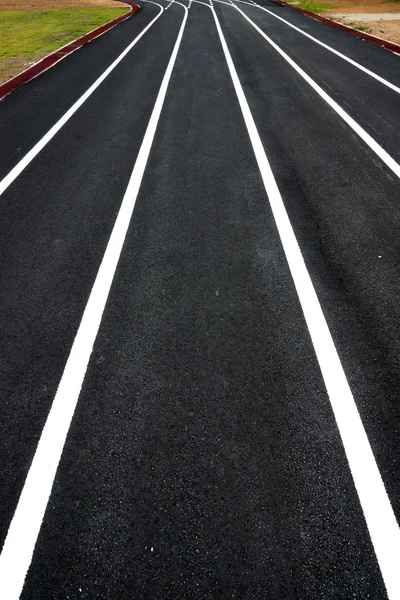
[354,24,373,32]
[0,7,128,60]
[286,1,336,12]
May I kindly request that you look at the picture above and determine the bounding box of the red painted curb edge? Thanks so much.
[272,0,400,55]
[0,1,141,101]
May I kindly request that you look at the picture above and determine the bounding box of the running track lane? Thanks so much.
[0,0,400,597]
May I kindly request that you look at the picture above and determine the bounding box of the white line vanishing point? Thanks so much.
[0,3,188,599]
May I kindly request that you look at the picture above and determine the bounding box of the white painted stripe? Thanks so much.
[0,4,188,599]
[209,4,400,599]
[0,1,164,199]
[232,0,400,95]
[0,4,139,100]
[224,2,400,181]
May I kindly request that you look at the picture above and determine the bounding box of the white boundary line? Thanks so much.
[237,0,400,55]
[216,0,400,181]
[232,0,400,95]
[0,3,188,599]
[0,3,137,100]
[0,1,165,199]
[203,1,400,597]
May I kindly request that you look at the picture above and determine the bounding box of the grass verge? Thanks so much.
[354,24,372,31]
[0,7,128,84]
[285,0,336,12]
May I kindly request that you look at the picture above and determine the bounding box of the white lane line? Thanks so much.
[217,0,400,181]
[0,4,188,599]
[207,3,400,599]
[0,2,165,199]
[232,0,400,94]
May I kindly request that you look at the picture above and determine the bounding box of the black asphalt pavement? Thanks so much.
[0,0,400,597]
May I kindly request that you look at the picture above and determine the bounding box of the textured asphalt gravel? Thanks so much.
[0,0,399,597]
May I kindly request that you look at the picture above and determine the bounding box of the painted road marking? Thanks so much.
[207,2,400,599]
[0,2,165,200]
[219,0,400,181]
[0,4,188,600]
[232,0,400,95]
[0,4,141,102]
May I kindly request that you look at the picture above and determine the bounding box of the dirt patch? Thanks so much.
[331,15,400,43]
[294,0,400,46]
[0,51,45,83]
[335,11,400,18]
[0,0,129,9]
[317,0,400,13]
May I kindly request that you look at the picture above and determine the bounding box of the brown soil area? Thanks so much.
[313,0,400,46]
[325,0,400,13]
[332,16,400,43]
[364,19,400,44]
[0,0,128,9]
[0,51,47,83]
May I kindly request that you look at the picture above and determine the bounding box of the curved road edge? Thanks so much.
[268,0,400,55]
[0,1,141,102]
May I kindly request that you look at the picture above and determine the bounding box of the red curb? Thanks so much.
[0,1,141,101]
[271,0,400,55]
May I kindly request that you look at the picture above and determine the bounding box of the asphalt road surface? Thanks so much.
[0,0,400,597]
